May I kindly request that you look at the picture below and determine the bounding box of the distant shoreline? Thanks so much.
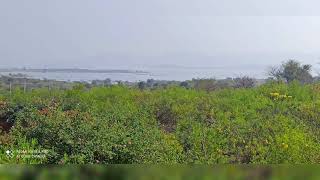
[0,68,149,74]
[0,67,267,82]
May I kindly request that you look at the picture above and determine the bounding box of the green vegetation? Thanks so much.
[1,60,320,164]
[268,59,313,84]
[1,166,320,180]
[1,80,320,164]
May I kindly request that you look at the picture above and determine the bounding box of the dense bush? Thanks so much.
[268,60,313,84]
[2,166,320,180]
[1,82,320,164]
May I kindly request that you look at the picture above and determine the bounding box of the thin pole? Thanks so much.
[9,81,12,96]
[24,79,27,93]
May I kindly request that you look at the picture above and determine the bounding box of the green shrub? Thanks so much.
[1,83,320,164]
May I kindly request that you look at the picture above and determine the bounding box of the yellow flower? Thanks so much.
[270,92,280,97]
[282,143,289,149]
[270,92,292,100]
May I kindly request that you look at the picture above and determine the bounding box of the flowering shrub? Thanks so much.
[270,92,292,100]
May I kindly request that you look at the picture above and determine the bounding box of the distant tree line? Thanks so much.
[135,59,318,91]
[0,59,317,93]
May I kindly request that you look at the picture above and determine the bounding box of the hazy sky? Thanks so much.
[1,0,320,70]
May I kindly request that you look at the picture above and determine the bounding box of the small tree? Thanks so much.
[233,76,256,88]
[268,60,313,84]
[193,79,217,91]
[138,81,146,90]
[103,78,112,86]
[179,81,190,89]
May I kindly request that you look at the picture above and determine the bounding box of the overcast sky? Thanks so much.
[1,0,320,70]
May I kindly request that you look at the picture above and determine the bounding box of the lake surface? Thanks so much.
[0,66,268,82]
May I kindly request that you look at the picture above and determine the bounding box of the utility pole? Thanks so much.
[9,81,12,96]
[23,78,27,93]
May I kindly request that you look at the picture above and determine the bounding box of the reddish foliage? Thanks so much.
[64,110,80,119]
[0,120,13,133]
[38,108,50,116]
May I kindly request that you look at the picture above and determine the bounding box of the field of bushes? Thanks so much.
[1,166,320,179]
[1,79,320,164]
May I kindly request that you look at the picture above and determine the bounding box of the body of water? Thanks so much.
[0,66,268,82]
